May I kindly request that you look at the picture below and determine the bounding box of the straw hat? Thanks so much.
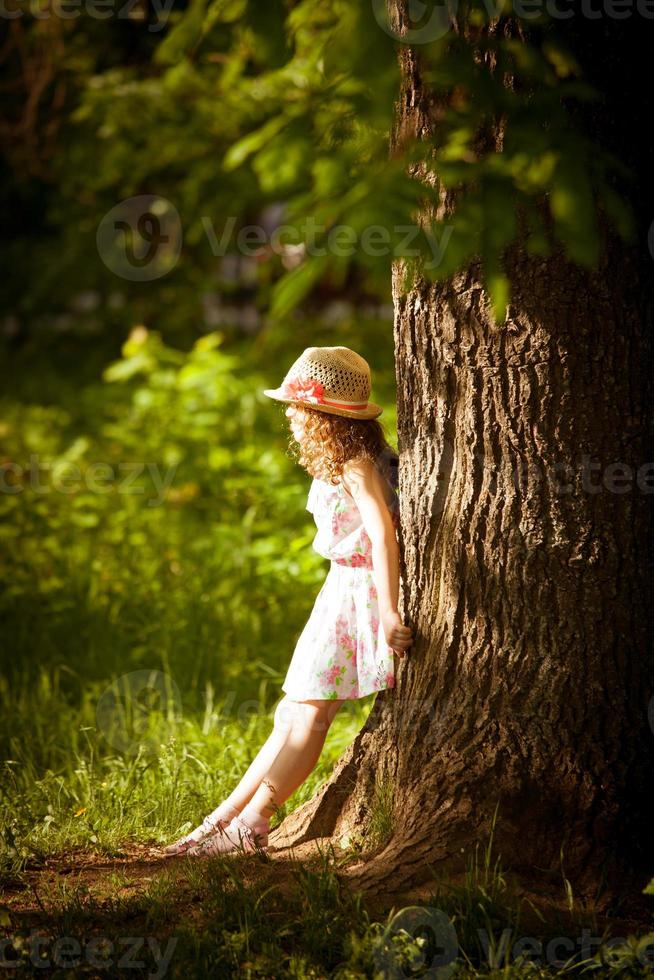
[263,346,383,420]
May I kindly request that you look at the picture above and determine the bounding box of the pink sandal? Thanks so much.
[186,817,269,857]
[163,806,239,857]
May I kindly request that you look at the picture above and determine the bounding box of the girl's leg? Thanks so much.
[187,696,345,855]
[164,694,303,854]
[220,694,304,812]
[244,696,346,821]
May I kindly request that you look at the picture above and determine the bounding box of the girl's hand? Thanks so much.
[382,610,414,659]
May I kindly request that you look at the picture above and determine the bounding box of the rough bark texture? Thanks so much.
[271,9,654,898]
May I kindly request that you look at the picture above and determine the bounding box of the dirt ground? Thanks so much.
[2,837,653,943]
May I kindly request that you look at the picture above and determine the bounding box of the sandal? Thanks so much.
[163,806,239,857]
[186,817,269,857]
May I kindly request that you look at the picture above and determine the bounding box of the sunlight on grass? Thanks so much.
[2,323,652,976]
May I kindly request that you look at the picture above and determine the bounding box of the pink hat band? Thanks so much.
[262,346,383,420]
[280,376,370,411]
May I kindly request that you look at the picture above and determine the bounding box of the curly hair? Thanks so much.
[283,405,397,486]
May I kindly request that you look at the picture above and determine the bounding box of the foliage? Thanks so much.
[0,327,320,694]
[0,311,398,869]
[2,0,635,332]
[1,324,374,697]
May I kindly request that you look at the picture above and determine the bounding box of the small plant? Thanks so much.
[365,775,395,851]
[425,803,523,971]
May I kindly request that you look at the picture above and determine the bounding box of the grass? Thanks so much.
[0,666,372,883]
[2,322,654,975]
[2,669,654,976]
[3,806,654,978]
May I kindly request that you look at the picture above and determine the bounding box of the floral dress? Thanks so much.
[281,449,400,701]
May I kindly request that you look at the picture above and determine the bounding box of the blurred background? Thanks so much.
[0,5,402,862]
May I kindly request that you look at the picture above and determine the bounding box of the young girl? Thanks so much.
[162,345,414,858]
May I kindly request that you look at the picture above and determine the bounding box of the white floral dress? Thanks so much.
[281,451,400,701]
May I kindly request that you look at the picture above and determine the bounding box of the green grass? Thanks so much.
[2,321,654,976]
[2,650,654,977]
[0,665,372,879]
[3,803,653,978]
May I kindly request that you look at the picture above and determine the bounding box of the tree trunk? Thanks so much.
[271,7,654,899]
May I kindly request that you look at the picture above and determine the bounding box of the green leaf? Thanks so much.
[253,136,312,194]
[597,181,636,244]
[154,0,208,65]
[486,270,510,325]
[206,0,246,26]
[223,116,290,172]
[269,255,329,319]
[550,160,599,267]
[542,41,581,79]
[103,354,153,383]
[519,201,549,258]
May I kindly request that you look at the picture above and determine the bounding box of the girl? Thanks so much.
[163,345,414,857]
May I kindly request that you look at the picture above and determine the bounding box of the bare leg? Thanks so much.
[221,735,286,812]
[219,704,293,813]
[163,696,296,855]
[246,696,346,821]
[184,696,347,856]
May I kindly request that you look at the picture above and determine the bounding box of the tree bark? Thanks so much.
[271,7,654,899]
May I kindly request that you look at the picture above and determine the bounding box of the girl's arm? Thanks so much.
[342,457,414,658]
